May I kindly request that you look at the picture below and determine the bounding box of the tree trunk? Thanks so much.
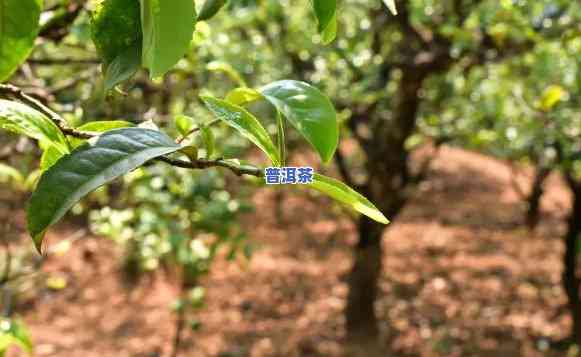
[563,181,581,344]
[526,166,550,230]
[344,69,426,343]
[345,217,386,339]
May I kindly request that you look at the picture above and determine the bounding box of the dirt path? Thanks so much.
[9,147,573,356]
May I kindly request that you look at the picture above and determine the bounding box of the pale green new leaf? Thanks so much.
[200,124,215,158]
[0,163,23,184]
[539,85,566,112]
[175,114,195,136]
[140,0,196,78]
[0,318,33,356]
[225,87,263,106]
[0,0,42,82]
[201,95,280,165]
[27,128,182,251]
[76,120,135,132]
[308,174,389,224]
[0,100,69,155]
[40,145,65,171]
[260,80,338,163]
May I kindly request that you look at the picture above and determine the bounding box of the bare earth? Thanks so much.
[6,146,574,356]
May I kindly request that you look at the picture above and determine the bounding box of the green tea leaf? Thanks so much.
[76,120,135,132]
[90,0,142,67]
[40,145,65,171]
[197,0,226,21]
[27,128,181,251]
[175,114,195,136]
[200,124,215,158]
[140,0,196,78]
[307,174,389,224]
[103,42,142,91]
[201,95,280,165]
[70,120,135,148]
[0,100,69,155]
[260,80,338,163]
[207,61,247,87]
[0,163,23,184]
[225,87,263,106]
[276,110,286,166]
[310,0,336,43]
[320,12,337,45]
[0,0,42,82]
[539,85,566,112]
[0,318,33,355]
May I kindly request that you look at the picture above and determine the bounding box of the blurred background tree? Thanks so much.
[0,0,580,355]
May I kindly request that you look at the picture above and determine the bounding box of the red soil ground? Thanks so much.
[3,146,575,356]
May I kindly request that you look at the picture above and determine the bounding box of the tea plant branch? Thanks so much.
[0,84,263,178]
[176,118,221,144]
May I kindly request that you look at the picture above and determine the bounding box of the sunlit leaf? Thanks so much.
[140,0,196,78]
[0,100,69,155]
[90,0,142,67]
[0,318,33,356]
[225,87,263,106]
[382,0,398,15]
[307,174,389,224]
[0,163,23,184]
[260,80,338,163]
[175,114,195,136]
[201,95,280,165]
[40,145,65,171]
[0,0,42,82]
[76,120,135,132]
[27,128,182,251]
[539,85,566,111]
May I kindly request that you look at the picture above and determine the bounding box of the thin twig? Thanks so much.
[0,84,263,177]
[176,118,221,144]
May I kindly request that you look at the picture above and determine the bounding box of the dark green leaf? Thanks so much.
[140,0,196,78]
[260,80,338,163]
[310,0,336,44]
[0,0,42,82]
[103,42,141,91]
[307,174,389,224]
[197,0,226,21]
[27,128,181,251]
[70,120,135,148]
[0,99,69,155]
[90,0,142,67]
[201,95,280,165]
